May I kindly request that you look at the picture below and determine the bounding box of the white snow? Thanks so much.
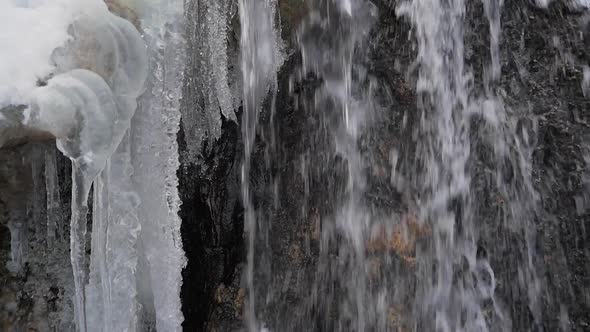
[0,0,107,108]
[572,0,590,9]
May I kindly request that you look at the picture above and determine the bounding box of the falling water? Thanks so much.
[395,0,544,329]
[297,0,380,330]
[238,0,284,329]
[241,0,549,330]
[396,0,497,329]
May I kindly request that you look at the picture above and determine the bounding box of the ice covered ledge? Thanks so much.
[0,1,150,331]
[1,0,188,331]
[0,1,145,153]
[0,105,54,148]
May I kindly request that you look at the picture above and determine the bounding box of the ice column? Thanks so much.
[183,0,238,158]
[132,0,187,330]
[26,7,148,331]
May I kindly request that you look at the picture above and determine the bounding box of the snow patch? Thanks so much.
[0,0,108,108]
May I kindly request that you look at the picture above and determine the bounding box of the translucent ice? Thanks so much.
[0,2,148,330]
[182,0,238,158]
[0,0,191,331]
[131,0,187,330]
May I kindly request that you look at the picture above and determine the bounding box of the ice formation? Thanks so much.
[130,0,187,330]
[183,0,238,159]
[1,0,186,331]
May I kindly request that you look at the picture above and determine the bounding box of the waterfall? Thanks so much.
[297,0,379,330]
[237,0,553,330]
[397,0,491,329]
[237,0,284,329]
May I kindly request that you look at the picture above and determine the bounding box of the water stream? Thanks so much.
[237,0,553,331]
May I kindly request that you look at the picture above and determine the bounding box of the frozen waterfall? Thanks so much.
[0,0,185,331]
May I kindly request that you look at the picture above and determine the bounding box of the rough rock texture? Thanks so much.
[464,1,590,330]
[0,143,75,331]
[192,0,590,330]
[177,116,244,331]
[515,3,590,330]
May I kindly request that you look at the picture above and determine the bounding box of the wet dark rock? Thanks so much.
[0,143,74,331]
[196,1,590,330]
[177,115,244,331]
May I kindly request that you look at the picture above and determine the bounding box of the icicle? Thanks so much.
[86,134,141,332]
[132,0,187,330]
[86,167,107,332]
[33,67,125,332]
[0,146,27,275]
[5,192,27,274]
[183,0,237,158]
[69,163,94,332]
[45,144,61,245]
[29,146,45,239]
[19,7,147,329]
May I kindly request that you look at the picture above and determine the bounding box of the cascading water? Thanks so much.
[238,0,565,331]
[237,0,284,329]
[297,1,381,330]
[396,0,505,329]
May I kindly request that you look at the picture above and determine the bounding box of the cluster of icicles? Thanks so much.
[1,0,185,331]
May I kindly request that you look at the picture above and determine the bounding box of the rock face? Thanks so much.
[180,0,590,330]
[1,0,589,331]
[467,1,590,330]
[0,143,75,331]
[177,116,244,331]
